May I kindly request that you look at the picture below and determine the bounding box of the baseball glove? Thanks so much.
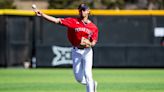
[80,37,91,47]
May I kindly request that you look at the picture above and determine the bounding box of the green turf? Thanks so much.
[0,68,164,92]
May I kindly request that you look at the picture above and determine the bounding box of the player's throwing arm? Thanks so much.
[32,4,60,24]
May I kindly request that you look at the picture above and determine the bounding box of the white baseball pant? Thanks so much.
[72,47,94,92]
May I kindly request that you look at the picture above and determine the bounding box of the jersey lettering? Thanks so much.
[75,27,93,38]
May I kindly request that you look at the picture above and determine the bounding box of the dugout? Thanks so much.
[0,10,164,68]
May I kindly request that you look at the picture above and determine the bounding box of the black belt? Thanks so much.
[73,47,85,50]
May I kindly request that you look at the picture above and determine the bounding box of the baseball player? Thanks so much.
[33,3,98,92]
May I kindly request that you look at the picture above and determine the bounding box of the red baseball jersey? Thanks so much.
[60,17,98,46]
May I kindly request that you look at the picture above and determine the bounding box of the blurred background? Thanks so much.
[0,1,164,92]
[0,0,164,68]
[0,0,164,10]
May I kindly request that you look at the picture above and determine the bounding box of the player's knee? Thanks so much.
[76,79,81,83]
[75,77,82,82]
[75,77,86,85]
[76,80,86,85]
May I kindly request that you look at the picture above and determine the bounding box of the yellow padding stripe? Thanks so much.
[0,9,34,16]
[0,11,3,15]
[0,9,164,16]
[0,9,78,16]
[91,10,164,16]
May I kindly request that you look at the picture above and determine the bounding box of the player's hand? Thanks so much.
[80,37,91,48]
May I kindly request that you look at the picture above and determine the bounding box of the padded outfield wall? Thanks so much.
[0,10,164,68]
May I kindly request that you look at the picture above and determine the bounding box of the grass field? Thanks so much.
[0,68,164,92]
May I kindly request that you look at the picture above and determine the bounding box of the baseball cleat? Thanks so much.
[94,81,98,92]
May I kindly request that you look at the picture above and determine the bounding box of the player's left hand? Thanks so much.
[80,37,91,48]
